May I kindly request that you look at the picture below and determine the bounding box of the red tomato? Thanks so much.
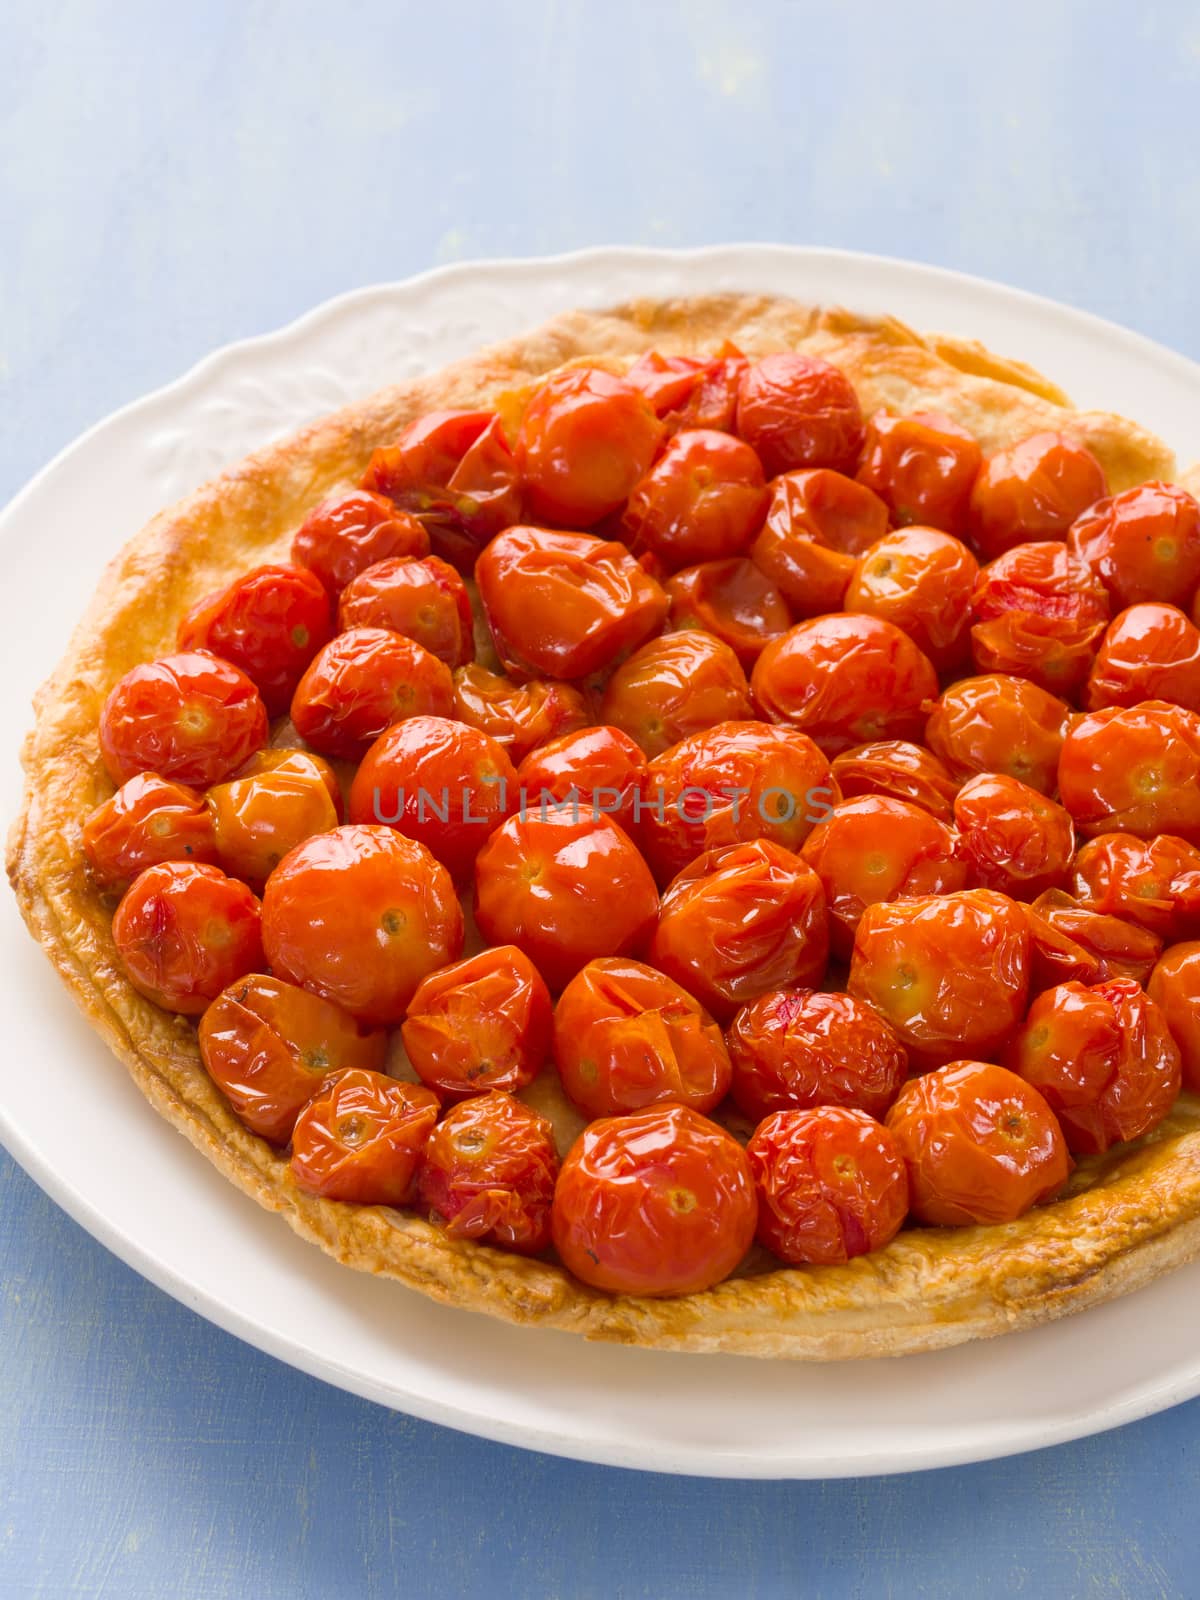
[551,1103,757,1296]
[290,1068,439,1205]
[626,346,746,435]
[844,528,979,672]
[1086,603,1200,713]
[747,1106,909,1265]
[953,774,1074,901]
[968,431,1108,559]
[925,673,1071,795]
[83,773,218,891]
[207,754,340,888]
[99,652,268,788]
[400,945,552,1099]
[290,627,455,760]
[261,824,463,1024]
[970,540,1110,695]
[177,564,333,715]
[855,410,982,535]
[337,556,475,668]
[1148,942,1200,1091]
[664,558,791,668]
[1028,889,1163,989]
[552,957,731,1119]
[750,469,888,617]
[620,429,768,569]
[516,725,647,836]
[416,1091,560,1254]
[452,664,591,763]
[112,861,263,1014]
[830,740,960,824]
[292,490,431,595]
[1058,701,1200,843]
[515,368,663,527]
[1068,482,1200,610]
[736,354,864,477]
[885,1061,1070,1225]
[1070,832,1200,941]
[599,631,752,758]
[198,974,387,1144]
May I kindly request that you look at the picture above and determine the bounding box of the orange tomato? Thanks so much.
[290,1068,439,1204]
[401,946,552,1099]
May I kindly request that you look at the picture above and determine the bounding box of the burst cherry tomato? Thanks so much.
[516,367,663,527]
[970,540,1109,695]
[290,1068,440,1205]
[600,632,751,758]
[99,652,268,788]
[451,664,590,763]
[112,861,263,1014]
[855,410,982,534]
[844,528,979,672]
[968,431,1108,559]
[1086,603,1200,713]
[337,555,475,668]
[1058,701,1200,843]
[925,673,1070,794]
[1068,482,1200,610]
[1148,942,1200,1091]
[626,346,746,434]
[206,751,340,888]
[290,627,455,760]
[736,354,863,477]
[516,725,647,836]
[749,469,888,617]
[1070,832,1200,941]
[400,945,552,1099]
[620,429,767,569]
[1028,890,1163,988]
[664,558,791,668]
[177,564,333,715]
[416,1091,560,1254]
[83,773,218,891]
[830,740,960,823]
[953,774,1074,901]
[292,490,431,595]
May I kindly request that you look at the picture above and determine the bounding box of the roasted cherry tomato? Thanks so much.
[736,354,863,477]
[292,490,431,595]
[416,1091,560,1254]
[400,945,551,1099]
[1086,603,1200,713]
[953,774,1074,901]
[262,824,463,1024]
[112,861,263,1014]
[474,811,659,992]
[752,615,939,756]
[626,346,746,435]
[237,745,343,806]
[1070,832,1200,941]
[177,564,333,715]
[206,751,340,887]
[1028,889,1163,989]
[359,410,522,570]
[1068,482,1200,610]
[1148,942,1200,1091]
[664,557,791,668]
[885,1061,1070,1225]
[476,525,667,680]
[848,888,1031,1068]
[925,673,1070,795]
[99,651,268,788]
[599,631,751,758]
[451,664,590,763]
[728,988,908,1122]
[290,1068,440,1205]
[290,627,455,760]
[620,428,768,570]
[970,540,1110,696]
[337,555,475,668]
[749,469,888,617]
[348,714,517,882]
[800,795,966,958]
[648,838,829,1022]
[968,431,1108,559]
[198,974,387,1144]
[551,1103,757,1296]
[515,367,663,527]
[830,740,960,823]
[553,957,731,1119]
[844,528,979,672]
[855,410,982,535]
[1058,701,1200,843]
[747,1105,909,1265]
[83,772,217,891]
[516,725,647,836]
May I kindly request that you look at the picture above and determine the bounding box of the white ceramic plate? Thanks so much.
[4,246,1200,1480]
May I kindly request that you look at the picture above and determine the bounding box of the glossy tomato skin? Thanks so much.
[1086,603,1200,713]
[626,347,746,435]
[736,355,864,477]
[925,673,1070,795]
[290,1068,440,1205]
[177,564,333,715]
[830,740,960,824]
[855,410,982,535]
[82,773,218,891]
[238,745,343,808]
[800,795,967,958]
[1148,942,1200,1091]
[885,1061,1070,1225]
[747,1106,909,1265]
[1057,701,1200,843]
[970,541,1110,696]
[551,1103,757,1296]
[553,957,731,1119]
[337,555,475,668]
[400,946,552,1099]
[112,861,264,1014]
[728,988,908,1122]
[1068,482,1200,610]
[197,974,387,1144]
[473,811,659,993]
[664,558,791,668]
[848,889,1031,1069]
[752,615,939,757]
[749,469,888,617]
[290,627,455,760]
[1028,889,1163,989]
[953,774,1074,901]
[1070,832,1200,941]
[451,664,590,764]
[348,715,517,882]
[620,429,768,569]
[99,652,269,788]
[516,725,647,837]
[968,431,1108,559]
[207,755,341,887]
[844,528,979,673]
[648,838,829,1022]
[416,1091,560,1254]
[599,631,751,758]
[292,490,431,595]
[261,825,463,1024]
[515,368,663,528]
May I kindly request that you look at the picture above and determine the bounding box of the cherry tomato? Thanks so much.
[1070,832,1200,941]
[844,528,979,672]
[830,740,960,824]
[292,490,431,595]
[749,469,888,617]
[290,1068,439,1205]
[198,974,387,1144]
[728,988,908,1122]
[970,540,1110,695]
[747,1105,909,1265]
[848,888,1031,1068]
[553,957,731,1119]
[474,811,659,992]
[925,673,1070,795]
[236,745,343,807]
[452,664,590,763]
[206,754,340,888]
[885,1061,1070,1225]
[83,773,217,891]
[1058,701,1200,843]
[177,564,333,715]
[648,838,829,1022]
[416,1091,559,1253]
[516,725,647,836]
[664,557,791,668]
[1068,482,1200,610]
[290,627,455,760]
[1148,942,1200,1091]
[1028,889,1163,988]
[1087,603,1200,713]
[112,861,263,1014]
[551,1103,757,1296]
[968,431,1108,559]
[855,410,982,534]
[599,631,751,758]
[800,795,966,958]
[752,615,939,756]
[736,354,863,477]
[626,346,746,435]
[262,824,463,1024]
[953,774,1074,901]
[99,652,268,788]
[337,555,475,668]
[515,367,663,527]
[620,429,768,570]
[401,946,551,1099]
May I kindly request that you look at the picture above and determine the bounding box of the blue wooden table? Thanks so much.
[4,3,1200,1594]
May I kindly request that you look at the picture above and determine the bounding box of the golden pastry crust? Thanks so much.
[9,292,1200,1360]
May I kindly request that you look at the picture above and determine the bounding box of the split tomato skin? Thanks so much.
[953,774,1075,902]
[664,557,791,668]
[626,346,746,435]
[206,752,341,888]
[970,540,1110,696]
[750,468,888,618]
[736,354,864,477]
[416,1091,560,1254]
[1057,701,1200,844]
[620,428,768,569]
[83,772,218,891]
[99,651,269,788]
[599,631,752,759]
[925,673,1071,796]
[1070,832,1200,942]
[337,555,475,668]
[855,410,982,535]
[1086,603,1200,713]
[1068,482,1200,611]
[400,945,552,1099]
[112,861,264,1015]
[844,528,979,673]
[1148,942,1200,1091]
[516,725,647,837]
[292,490,431,595]
[1028,889,1164,989]
[290,627,456,761]
[290,1068,440,1206]
[451,664,591,764]
[968,431,1108,559]
[830,739,960,824]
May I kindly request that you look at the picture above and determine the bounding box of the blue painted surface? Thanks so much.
[3,1,1200,1594]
